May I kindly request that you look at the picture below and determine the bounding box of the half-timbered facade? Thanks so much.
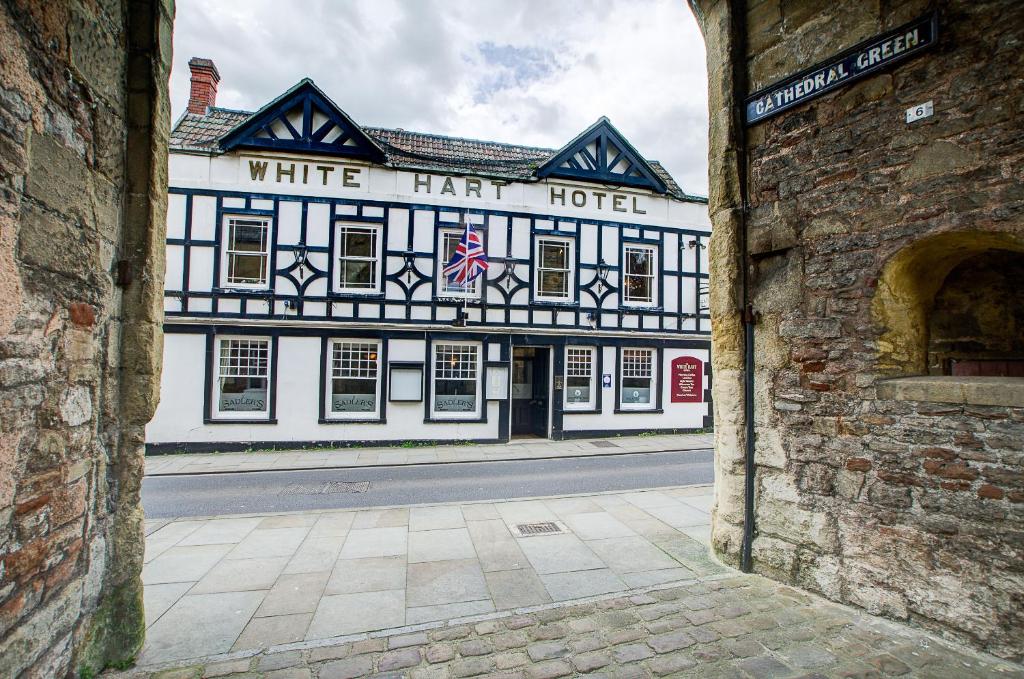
[147,65,712,452]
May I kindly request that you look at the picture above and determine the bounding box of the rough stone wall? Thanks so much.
[927,251,1024,373]
[693,0,1024,661]
[0,1,172,676]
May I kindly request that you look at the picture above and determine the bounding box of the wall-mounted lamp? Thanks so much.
[586,311,598,329]
[401,250,416,284]
[452,307,468,328]
[596,258,610,293]
[293,243,309,280]
[494,258,512,290]
[687,239,706,250]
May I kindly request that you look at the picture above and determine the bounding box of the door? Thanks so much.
[511,347,550,437]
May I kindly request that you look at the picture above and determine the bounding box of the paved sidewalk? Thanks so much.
[113,575,1023,679]
[144,433,714,476]
[138,487,716,666]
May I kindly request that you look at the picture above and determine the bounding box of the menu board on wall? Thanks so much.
[670,357,703,403]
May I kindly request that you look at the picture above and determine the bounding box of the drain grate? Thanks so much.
[591,440,620,449]
[513,521,564,537]
[281,481,369,495]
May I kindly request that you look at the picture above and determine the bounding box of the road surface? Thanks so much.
[142,448,714,518]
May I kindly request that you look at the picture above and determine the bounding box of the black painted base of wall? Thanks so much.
[554,426,712,441]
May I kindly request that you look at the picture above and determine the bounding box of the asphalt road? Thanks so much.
[142,449,714,519]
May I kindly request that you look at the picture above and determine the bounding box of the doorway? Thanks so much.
[511,347,551,438]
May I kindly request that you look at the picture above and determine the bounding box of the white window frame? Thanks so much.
[221,215,272,289]
[334,222,383,294]
[619,347,656,410]
[431,341,482,419]
[212,335,272,420]
[622,243,658,306]
[534,236,575,302]
[564,346,596,410]
[437,230,482,298]
[325,339,382,420]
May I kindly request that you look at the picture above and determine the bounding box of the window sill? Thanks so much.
[319,418,387,425]
[203,418,278,425]
[532,299,580,308]
[213,287,272,296]
[424,416,487,424]
[876,376,1024,408]
[328,292,385,300]
[564,407,601,414]
[613,408,664,415]
[620,304,662,311]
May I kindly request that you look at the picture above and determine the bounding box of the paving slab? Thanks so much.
[139,590,266,664]
[485,568,552,609]
[337,526,408,559]
[191,556,289,594]
[516,533,605,574]
[325,555,406,595]
[407,559,490,607]
[408,527,477,563]
[306,589,406,639]
[256,572,330,617]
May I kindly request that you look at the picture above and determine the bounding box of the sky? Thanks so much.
[169,0,710,195]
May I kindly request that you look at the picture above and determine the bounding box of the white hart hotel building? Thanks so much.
[146,58,712,453]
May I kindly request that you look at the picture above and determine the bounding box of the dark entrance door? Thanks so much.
[511,347,550,438]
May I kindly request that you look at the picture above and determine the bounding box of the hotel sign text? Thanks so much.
[745,12,937,125]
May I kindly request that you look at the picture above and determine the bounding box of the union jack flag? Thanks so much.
[443,216,488,287]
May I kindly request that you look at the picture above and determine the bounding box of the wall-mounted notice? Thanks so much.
[670,357,703,403]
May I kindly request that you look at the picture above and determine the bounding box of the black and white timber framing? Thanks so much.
[147,78,712,452]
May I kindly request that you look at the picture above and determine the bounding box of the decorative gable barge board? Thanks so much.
[154,324,711,453]
[219,80,385,161]
[536,118,669,194]
[165,187,711,335]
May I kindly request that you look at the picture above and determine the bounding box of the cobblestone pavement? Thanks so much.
[108,574,1023,679]
[144,434,715,475]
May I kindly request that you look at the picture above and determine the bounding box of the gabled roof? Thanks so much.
[536,117,668,194]
[169,86,705,202]
[218,80,385,161]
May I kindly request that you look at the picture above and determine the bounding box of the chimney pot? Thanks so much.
[187,57,221,115]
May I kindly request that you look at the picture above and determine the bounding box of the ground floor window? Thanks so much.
[565,346,596,410]
[432,342,480,418]
[215,336,271,418]
[620,347,655,409]
[328,340,381,418]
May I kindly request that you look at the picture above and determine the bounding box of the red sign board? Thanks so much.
[670,357,703,403]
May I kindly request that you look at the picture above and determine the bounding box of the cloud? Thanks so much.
[170,0,709,194]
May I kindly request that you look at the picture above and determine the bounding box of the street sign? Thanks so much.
[745,12,938,125]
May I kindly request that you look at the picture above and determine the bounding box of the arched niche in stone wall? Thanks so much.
[872,230,1024,408]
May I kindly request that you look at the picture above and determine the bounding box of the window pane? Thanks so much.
[229,253,266,283]
[343,230,374,257]
[540,271,566,295]
[343,260,372,286]
[626,248,651,275]
[219,376,268,411]
[622,377,651,403]
[541,242,567,268]
[231,221,266,252]
[627,275,651,301]
[434,379,476,412]
[566,376,590,403]
[331,378,376,412]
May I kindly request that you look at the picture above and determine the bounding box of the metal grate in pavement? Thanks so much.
[281,481,370,495]
[590,440,620,448]
[511,521,565,538]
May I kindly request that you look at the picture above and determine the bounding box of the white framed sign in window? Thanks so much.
[388,362,423,402]
[486,363,509,400]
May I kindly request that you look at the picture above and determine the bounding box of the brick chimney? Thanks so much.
[187,57,220,115]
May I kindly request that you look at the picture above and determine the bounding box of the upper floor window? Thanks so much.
[214,336,271,419]
[565,346,596,410]
[432,342,480,418]
[620,348,655,410]
[438,230,481,297]
[328,340,381,419]
[335,223,381,293]
[535,237,574,302]
[623,244,657,306]
[223,216,271,288]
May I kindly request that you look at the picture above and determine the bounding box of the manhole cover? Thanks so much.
[281,481,369,495]
[591,440,620,449]
[512,521,566,537]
